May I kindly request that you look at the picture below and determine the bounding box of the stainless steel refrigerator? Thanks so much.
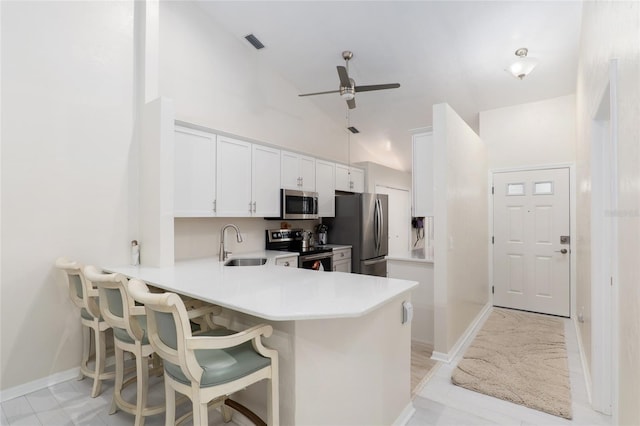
[325,193,388,276]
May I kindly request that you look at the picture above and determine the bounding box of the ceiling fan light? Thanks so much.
[506,47,538,80]
[340,86,355,100]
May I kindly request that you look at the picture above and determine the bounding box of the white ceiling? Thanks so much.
[195,1,583,171]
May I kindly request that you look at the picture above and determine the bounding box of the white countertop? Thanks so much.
[104,253,416,321]
[386,248,434,263]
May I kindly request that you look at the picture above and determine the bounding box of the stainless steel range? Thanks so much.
[265,229,333,271]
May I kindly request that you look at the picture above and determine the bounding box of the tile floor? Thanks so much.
[1,316,613,425]
[409,317,612,426]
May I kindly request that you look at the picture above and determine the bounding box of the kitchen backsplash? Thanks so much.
[174,217,320,260]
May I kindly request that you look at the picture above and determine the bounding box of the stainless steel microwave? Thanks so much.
[281,189,319,220]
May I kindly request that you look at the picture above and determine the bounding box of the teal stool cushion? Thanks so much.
[164,329,271,388]
[113,316,149,345]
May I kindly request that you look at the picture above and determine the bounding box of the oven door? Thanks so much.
[299,253,333,271]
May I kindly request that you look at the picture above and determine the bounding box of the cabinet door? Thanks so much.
[252,145,281,217]
[216,136,252,216]
[174,126,216,217]
[350,168,365,193]
[335,163,350,191]
[275,256,298,268]
[281,151,301,190]
[299,155,316,191]
[333,260,351,273]
[412,132,434,216]
[315,160,335,217]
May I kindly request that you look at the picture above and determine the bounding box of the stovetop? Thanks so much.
[265,229,333,255]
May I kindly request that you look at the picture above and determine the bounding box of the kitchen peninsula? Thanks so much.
[105,254,418,425]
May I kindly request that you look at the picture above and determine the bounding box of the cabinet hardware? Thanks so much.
[284,261,290,267]
[253,201,257,213]
[249,202,253,212]
[213,200,217,212]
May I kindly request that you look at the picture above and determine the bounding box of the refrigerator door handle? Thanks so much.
[363,257,386,266]
[378,198,384,253]
[373,199,380,254]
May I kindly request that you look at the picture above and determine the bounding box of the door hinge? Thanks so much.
[492,236,494,244]
[492,285,495,294]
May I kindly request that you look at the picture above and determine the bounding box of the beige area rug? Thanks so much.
[451,308,572,419]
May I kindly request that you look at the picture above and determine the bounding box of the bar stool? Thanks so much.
[128,279,279,426]
[55,257,115,397]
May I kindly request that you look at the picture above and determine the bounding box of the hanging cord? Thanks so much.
[346,105,351,174]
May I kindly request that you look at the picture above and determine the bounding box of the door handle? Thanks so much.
[555,249,568,254]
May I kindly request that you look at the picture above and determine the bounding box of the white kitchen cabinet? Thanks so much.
[216,136,253,216]
[332,247,352,272]
[335,164,364,193]
[412,132,434,217]
[315,160,335,217]
[275,255,298,268]
[281,151,316,191]
[252,144,281,217]
[174,126,217,217]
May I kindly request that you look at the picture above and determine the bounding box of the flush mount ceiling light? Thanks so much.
[507,47,538,80]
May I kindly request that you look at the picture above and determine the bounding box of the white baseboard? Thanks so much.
[573,316,593,404]
[393,401,416,426]
[431,303,493,364]
[0,367,80,403]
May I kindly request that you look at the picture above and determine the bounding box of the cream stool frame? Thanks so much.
[128,279,279,426]
[84,266,167,426]
[55,257,115,398]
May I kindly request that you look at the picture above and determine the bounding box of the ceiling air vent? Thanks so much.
[347,126,359,134]
[244,34,265,50]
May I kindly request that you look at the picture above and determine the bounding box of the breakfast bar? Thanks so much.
[105,255,418,425]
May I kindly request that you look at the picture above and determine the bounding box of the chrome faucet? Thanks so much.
[219,224,243,261]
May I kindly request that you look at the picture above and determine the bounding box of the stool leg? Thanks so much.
[194,402,208,426]
[164,377,175,426]
[91,326,106,398]
[79,325,90,380]
[134,345,148,426]
[221,401,233,423]
[110,344,124,415]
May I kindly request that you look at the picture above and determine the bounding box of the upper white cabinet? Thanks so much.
[281,151,316,191]
[315,160,335,217]
[216,136,253,216]
[174,126,217,217]
[252,144,281,217]
[335,164,364,193]
[215,136,281,217]
[412,132,434,217]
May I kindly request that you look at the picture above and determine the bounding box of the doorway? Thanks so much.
[493,168,571,317]
[375,185,410,254]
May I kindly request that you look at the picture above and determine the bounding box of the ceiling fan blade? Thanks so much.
[354,83,400,93]
[337,66,351,87]
[298,89,340,97]
[347,98,356,109]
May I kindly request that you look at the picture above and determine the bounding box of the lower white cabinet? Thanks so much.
[275,256,298,268]
[332,247,352,272]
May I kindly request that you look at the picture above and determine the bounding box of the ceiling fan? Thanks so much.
[298,51,400,109]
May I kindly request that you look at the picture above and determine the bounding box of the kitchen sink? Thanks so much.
[224,257,268,266]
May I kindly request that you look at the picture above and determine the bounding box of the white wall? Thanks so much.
[1,2,134,390]
[576,2,640,423]
[480,94,576,169]
[158,1,347,163]
[432,103,489,356]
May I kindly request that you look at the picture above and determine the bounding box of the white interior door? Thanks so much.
[376,185,410,254]
[493,168,570,317]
